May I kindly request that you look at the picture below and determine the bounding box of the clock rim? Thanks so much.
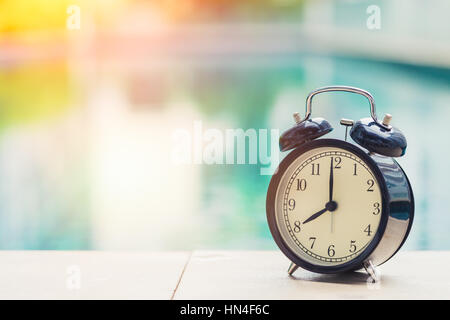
[266,138,390,274]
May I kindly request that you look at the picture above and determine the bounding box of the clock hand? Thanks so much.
[329,157,334,232]
[303,207,328,224]
[329,156,334,202]
[303,201,338,225]
[304,157,338,225]
[331,210,334,233]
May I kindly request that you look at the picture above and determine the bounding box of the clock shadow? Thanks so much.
[290,270,373,285]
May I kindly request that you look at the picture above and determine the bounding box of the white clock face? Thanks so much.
[275,146,383,266]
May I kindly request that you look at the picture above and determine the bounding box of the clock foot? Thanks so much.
[287,262,299,276]
[363,260,380,283]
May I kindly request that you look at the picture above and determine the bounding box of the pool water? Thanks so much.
[0,54,449,250]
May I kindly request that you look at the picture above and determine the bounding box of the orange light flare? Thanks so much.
[157,0,234,23]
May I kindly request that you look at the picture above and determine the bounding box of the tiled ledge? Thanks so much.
[0,250,447,299]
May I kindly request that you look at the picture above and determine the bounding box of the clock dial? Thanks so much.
[275,146,382,266]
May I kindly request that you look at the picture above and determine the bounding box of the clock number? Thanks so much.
[349,240,357,253]
[334,157,342,169]
[373,202,381,215]
[353,163,357,176]
[327,245,335,257]
[311,163,320,175]
[296,179,307,191]
[288,199,296,211]
[367,179,375,192]
[309,237,316,249]
[364,224,372,236]
[293,221,301,233]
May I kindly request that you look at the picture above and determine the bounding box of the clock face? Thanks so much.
[274,146,383,267]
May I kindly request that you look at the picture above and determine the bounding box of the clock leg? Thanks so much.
[287,262,299,276]
[363,260,380,283]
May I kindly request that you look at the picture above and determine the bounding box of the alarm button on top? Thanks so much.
[279,115,333,152]
[350,117,407,157]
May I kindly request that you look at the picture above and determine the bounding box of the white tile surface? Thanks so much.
[0,250,449,299]
[0,251,189,299]
[174,250,450,300]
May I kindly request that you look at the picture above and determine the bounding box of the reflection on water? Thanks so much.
[0,55,449,250]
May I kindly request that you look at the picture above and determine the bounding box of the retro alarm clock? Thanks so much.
[266,86,414,280]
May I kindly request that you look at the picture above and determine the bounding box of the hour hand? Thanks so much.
[303,207,328,224]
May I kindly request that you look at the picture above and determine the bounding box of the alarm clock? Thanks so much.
[266,86,414,280]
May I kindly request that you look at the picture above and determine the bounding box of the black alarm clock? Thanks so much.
[266,86,414,280]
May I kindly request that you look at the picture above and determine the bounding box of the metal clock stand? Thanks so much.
[288,259,380,283]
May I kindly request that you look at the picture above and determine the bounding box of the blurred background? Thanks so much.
[0,0,449,250]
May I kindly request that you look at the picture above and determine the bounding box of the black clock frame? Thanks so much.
[266,138,414,274]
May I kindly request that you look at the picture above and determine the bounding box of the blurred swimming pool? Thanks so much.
[0,54,449,250]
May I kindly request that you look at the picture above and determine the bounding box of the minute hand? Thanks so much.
[303,207,328,224]
[329,156,334,202]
